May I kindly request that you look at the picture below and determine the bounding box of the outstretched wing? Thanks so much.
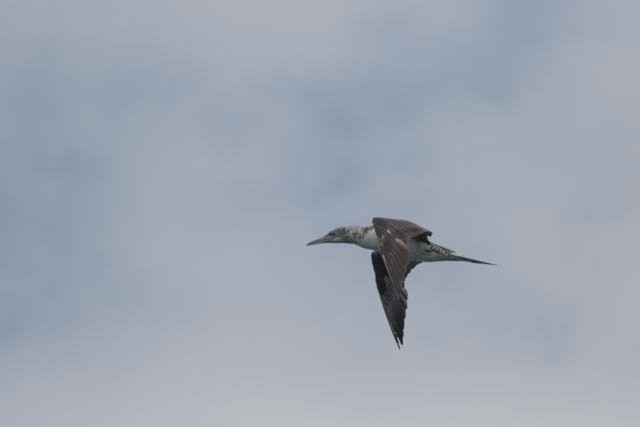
[370,218,429,347]
[373,217,432,240]
[372,217,429,288]
[371,253,421,348]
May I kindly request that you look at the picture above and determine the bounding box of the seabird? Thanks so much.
[307,217,494,348]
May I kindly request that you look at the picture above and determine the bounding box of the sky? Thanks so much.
[2,1,640,426]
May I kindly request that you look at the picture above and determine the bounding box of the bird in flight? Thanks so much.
[307,217,494,348]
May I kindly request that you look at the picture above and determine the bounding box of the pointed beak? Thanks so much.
[306,235,333,246]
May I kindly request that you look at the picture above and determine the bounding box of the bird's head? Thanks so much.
[307,227,354,246]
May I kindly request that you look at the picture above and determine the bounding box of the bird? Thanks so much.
[307,217,494,348]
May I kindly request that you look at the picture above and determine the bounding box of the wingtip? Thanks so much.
[394,334,403,350]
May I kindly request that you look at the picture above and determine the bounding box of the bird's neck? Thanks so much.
[351,226,378,250]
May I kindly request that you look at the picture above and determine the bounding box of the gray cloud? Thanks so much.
[1,1,639,425]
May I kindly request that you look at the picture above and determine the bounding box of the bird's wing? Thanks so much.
[370,218,429,347]
[372,217,429,288]
[373,217,432,237]
[371,254,421,348]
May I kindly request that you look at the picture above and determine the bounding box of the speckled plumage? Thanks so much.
[307,217,494,348]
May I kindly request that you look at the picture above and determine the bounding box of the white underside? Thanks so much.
[356,229,380,251]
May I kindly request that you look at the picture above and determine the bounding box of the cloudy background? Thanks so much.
[2,1,639,425]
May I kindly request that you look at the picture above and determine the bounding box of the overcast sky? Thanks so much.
[2,1,640,426]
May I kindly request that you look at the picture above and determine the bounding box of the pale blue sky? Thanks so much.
[2,1,639,426]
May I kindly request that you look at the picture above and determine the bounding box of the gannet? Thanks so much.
[307,217,494,348]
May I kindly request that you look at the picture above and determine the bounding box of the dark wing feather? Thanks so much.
[371,252,406,348]
[370,218,429,347]
[371,254,421,348]
[373,217,432,239]
[372,218,431,279]
[372,218,429,288]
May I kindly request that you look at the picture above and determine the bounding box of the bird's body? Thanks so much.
[321,224,483,263]
[307,217,494,348]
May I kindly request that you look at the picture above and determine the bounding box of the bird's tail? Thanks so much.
[450,254,496,265]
